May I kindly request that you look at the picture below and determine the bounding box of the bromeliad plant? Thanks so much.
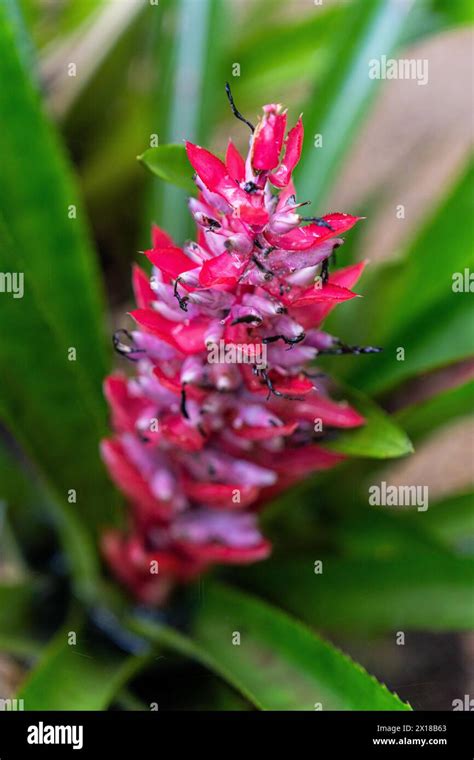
[102,89,380,605]
[1,0,473,713]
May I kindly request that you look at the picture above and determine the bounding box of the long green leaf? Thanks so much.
[0,6,121,549]
[343,162,474,392]
[0,221,116,574]
[296,0,415,205]
[241,554,474,633]
[0,5,108,402]
[129,583,409,710]
[18,616,149,710]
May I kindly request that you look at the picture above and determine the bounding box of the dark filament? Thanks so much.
[243,181,258,194]
[251,255,274,279]
[205,217,221,230]
[257,368,301,401]
[301,216,335,232]
[319,341,383,356]
[180,385,190,419]
[174,277,189,312]
[231,314,262,326]
[262,332,305,346]
[225,82,255,132]
[113,329,145,362]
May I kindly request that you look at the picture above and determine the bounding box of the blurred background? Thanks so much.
[0,0,473,710]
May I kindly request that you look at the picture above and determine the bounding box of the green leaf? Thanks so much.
[129,583,410,710]
[345,162,474,393]
[18,614,149,710]
[326,383,413,458]
[296,0,415,205]
[0,221,112,595]
[138,144,196,195]
[0,7,120,558]
[368,162,474,346]
[241,554,474,633]
[0,5,108,398]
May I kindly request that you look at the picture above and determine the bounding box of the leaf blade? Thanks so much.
[18,615,149,710]
[129,583,410,710]
[138,144,196,195]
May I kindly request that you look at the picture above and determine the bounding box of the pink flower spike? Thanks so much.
[101,94,379,604]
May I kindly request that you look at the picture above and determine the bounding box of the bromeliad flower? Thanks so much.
[101,87,380,605]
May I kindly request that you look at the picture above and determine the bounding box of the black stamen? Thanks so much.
[252,255,274,279]
[231,314,262,325]
[258,369,301,401]
[174,277,189,312]
[112,329,145,362]
[204,216,221,230]
[243,181,258,194]
[301,216,335,232]
[225,82,255,132]
[180,385,190,419]
[319,340,383,356]
[320,258,329,285]
[262,332,305,346]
